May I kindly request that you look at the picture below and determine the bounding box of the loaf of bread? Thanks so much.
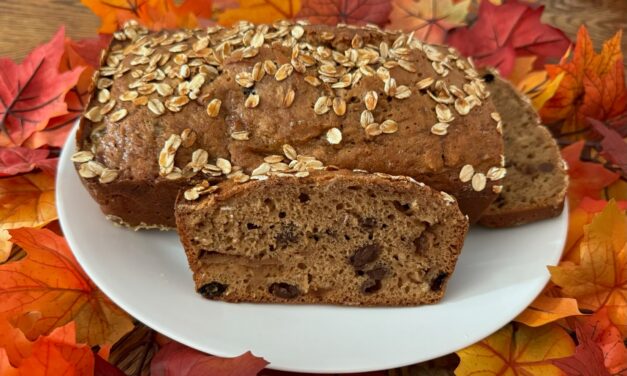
[73,20,505,228]
[175,169,468,305]
[478,73,567,227]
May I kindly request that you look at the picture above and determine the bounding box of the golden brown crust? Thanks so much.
[75,21,504,228]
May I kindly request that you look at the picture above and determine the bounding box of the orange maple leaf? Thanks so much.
[0,172,57,262]
[81,0,211,33]
[540,26,626,138]
[564,198,627,263]
[561,141,620,209]
[456,323,575,376]
[218,0,301,26]
[549,200,627,338]
[0,321,95,375]
[515,292,583,328]
[388,0,470,44]
[0,228,134,346]
[0,320,31,367]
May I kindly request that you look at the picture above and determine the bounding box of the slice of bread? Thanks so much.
[175,170,469,306]
[478,74,568,227]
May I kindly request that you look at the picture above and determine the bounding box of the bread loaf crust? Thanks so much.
[75,21,504,228]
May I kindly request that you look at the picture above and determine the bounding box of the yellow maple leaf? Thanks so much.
[456,323,575,376]
[549,200,627,337]
[218,0,301,26]
[515,292,583,327]
[0,172,57,262]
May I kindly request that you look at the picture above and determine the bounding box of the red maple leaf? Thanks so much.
[561,141,620,208]
[0,27,83,147]
[24,37,104,149]
[554,308,627,376]
[588,117,627,177]
[446,0,570,76]
[150,342,268,376]
[297,0,392,26]
[0,147,50,177]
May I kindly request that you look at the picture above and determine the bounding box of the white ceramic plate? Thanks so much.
[57,126,567,374]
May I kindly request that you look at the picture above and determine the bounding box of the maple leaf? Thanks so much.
[25,39,96,149]
[0,319,32,367]
[297,0,392,27]
[0,228,134,346]
[0,27,83,148]
[455,323,575,375]
[564,198,627,263]
[82,0,211,32]
[0,172,57,262]
[446,0,570,77]
[549,200,627,337]
[388,0,469,44]
[515,293,583,327]
[515,69,566,111]
[150,342,268,376]
[554,308,627,376]
[0,147,50,177]
[588,117,627,178]
[561,141,620,208]
[218,0,301,26]
[70,36,111,68]
[0,321,95,375]
[540,27,626,138]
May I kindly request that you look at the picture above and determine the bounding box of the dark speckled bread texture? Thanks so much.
[175,170,469,305]
[73,21,505,228]
[478,73,567,227]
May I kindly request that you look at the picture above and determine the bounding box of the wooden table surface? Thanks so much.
[1,0,626,74]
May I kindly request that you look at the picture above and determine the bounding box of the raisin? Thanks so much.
[483,72,495,82]
[275,223,299,247]
[430,272,449,291]
[366,266,388,280]
[350,244,381,268]
[269,283,300,299]
[361,279,381,294]
[359,217,377,231]
[539,162,554,172]
[197,282,227,299]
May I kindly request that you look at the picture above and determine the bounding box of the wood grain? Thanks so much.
[0,0,625,69]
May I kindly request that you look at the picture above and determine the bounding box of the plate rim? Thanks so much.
[57,123,568,373]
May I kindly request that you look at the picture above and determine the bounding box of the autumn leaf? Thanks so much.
[388,0,469,44]
[554,308,627,376]
[455,323,575,376]
[70,36,111,69]
[588,117,627,177]
[561,141,620,208]
[0,172,57,262]
[0,228,134,346]
[0,319,32,367]
[0,27,83,148]
[218,0,301,26]
[446,0,570,77]
[25,39,97,149]
[540,27,626,138]
[81,0,211,32]
[95,353,126,376]
[150,342,268,376]
[564,198,627,263]
[0,147,50,177]
[0,321,95,375]
[516,69,566,111]
[297,0,391,27]
[549,200,627,337]
[515,293,583,327]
